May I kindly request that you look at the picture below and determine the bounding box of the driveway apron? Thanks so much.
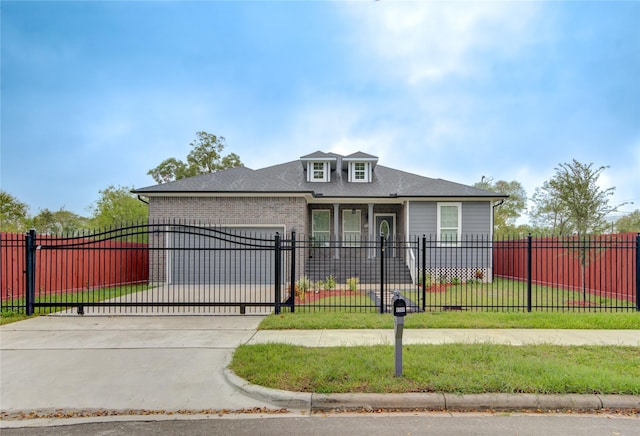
[0,315,274,413]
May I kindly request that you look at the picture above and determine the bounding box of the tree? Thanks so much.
[0,190,29,232]
[473,176,527,235]
[529,160,627,304]
[148,131,242,184]
[533,160,624,235]
[529,181,572,235]
[30,208,88,235]
[90,185,148,229]
[615,209,640,233]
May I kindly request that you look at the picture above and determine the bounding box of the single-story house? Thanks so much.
[133,151,506,284]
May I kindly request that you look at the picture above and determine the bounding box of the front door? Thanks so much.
[375,214,395,256]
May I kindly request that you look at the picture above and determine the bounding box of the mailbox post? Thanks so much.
[392,290,407,377]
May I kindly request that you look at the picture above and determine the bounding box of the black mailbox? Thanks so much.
[393,297,407,317]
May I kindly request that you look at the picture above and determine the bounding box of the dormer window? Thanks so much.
[348,161,371,183]
[307,161,330,182]
[354,162,366,181]
[343,152,377,183]
[313,162,325,180]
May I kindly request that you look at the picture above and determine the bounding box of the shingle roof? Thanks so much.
[134,152,505,199]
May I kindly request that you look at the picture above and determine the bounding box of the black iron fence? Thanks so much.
[1,224,638,315]
[1,223,282,315]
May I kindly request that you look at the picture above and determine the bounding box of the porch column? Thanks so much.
[368,203,374,258]
[333,203,340,259]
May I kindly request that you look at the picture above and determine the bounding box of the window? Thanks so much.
[342,210,361,246]
[437,203,461,245]
[312,210,330,245]
[313,162,325,180]
[348,162,370,182]
[308,161,330,182]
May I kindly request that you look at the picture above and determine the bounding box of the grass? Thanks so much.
[260,311,640,330]
[404,277,634,310]
[0,284,148,325]
[230,343,640,395]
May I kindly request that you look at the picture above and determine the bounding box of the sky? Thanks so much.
[1,1,639,224]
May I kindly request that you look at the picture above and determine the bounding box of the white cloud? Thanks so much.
[344,1,543,85]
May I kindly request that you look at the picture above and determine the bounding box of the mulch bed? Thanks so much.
[295,289,357,304]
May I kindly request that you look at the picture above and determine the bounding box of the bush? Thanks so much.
[346,277,359,292]
[297,276,311,292]
[417,270,432,287]
[325,275,336,290]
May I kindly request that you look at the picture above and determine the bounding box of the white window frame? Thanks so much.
[342,209,362,246]
[308,161,330,182]
[437,202,462,246]
[348,162,370,183]
[311,209,331,246]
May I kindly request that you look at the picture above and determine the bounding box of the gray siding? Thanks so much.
[408,200,493,273]
[408,201,492,237]
[408,201,437,236]
[461,202,492,236]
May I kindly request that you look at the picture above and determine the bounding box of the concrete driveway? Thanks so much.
[0,315,277,413]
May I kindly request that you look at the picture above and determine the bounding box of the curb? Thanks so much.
[223,369,312,411]
[224,369,640,413]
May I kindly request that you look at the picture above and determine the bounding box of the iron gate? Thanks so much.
[18,223,292,315]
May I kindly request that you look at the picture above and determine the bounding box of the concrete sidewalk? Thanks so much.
[248,328,640,347]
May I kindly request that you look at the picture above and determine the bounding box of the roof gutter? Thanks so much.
[136,195,149,205]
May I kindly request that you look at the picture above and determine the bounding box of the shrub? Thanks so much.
[297,276,311,292]
[417,270,432,287]
[346,277,359,292]
[325,275,336,290]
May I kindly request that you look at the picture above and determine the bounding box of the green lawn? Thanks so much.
[260,311,640,330]
[408,278,634,311]
[242,301,640,396]
[230,343,640,395]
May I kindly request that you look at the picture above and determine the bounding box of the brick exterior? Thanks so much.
[148,196,309,235]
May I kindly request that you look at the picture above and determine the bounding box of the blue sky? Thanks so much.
[2,1,639,223]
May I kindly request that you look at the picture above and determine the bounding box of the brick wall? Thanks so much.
[148,196,309,235]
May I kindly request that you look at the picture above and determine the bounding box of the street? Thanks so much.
[2,412,639,436]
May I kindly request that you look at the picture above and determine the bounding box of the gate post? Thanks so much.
[380,234,385,313]
[635,233,639,312]
[527,233,532,313]
[274,232,281,315]
[25,229,36,316]
[422,235,426,311]
[290,231,296,313]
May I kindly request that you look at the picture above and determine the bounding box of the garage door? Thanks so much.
[169,226,285,285]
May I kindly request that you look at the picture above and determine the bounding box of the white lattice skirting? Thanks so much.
[423,267,492,284]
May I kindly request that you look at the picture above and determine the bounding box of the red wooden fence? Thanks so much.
[1,232,149,301]
[494,233,637,303]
